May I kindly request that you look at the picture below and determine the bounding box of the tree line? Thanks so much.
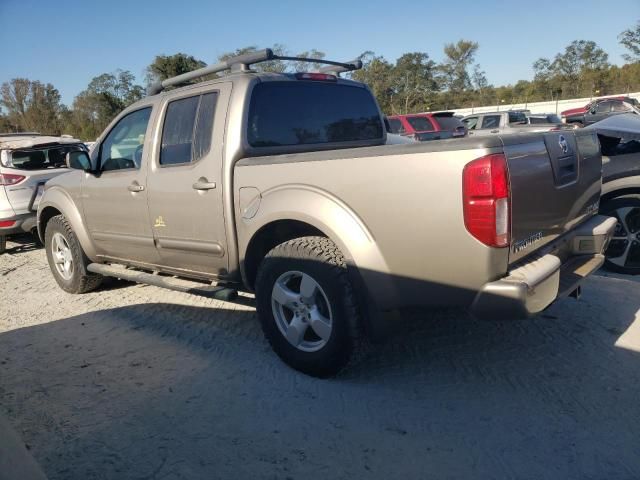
[1,21,638,140]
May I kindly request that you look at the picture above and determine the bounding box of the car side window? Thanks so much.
[596,101,612,114]
[612,101,630,112]
[388,118,405,134]
[160,92,218,166]
[100,107,152,172]
[463,117,478,130]
[481,115,501,129]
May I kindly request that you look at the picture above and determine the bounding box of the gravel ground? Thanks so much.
[1,236,640,480]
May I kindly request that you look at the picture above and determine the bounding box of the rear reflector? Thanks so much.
[295,73,337,82]
[0,220,16,228]
[0,173,26,186]
[462,153,510,247]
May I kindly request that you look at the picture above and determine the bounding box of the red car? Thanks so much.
[387,112,467,141]
[560,96,633,123]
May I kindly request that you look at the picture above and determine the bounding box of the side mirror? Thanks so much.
[590,107,597,115]
[66,151,92,171]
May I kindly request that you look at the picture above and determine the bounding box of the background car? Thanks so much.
[525,113,563,125]
[0,133,86,253]
[387,112,467,141]
[587,113,640,274]
[562,96,640,126]
[462,111,571,136]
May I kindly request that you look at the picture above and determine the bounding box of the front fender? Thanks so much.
[238,184,398,310]
[37,186,98,260]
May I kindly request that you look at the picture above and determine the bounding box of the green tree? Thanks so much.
[619,21,640,63]
[67,70,144,140]
[146,53,207,84]
[351,52,395,113]
[391,52,439,113]
[438,40,479,93]
[0,78,65,134]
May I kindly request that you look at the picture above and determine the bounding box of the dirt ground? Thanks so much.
[1,235,640,480]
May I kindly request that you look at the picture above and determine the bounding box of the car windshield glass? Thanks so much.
[247,82,383,147]
[7,145,84,170]
[406,116,434,132]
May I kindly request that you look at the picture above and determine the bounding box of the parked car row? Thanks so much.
[387,112,467,141]
[561,96,640,127]
[30,48,616,377]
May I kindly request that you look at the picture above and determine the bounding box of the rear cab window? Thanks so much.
[434,116,464,130]
[507,112,527,124]
[247,81,383,149]
[406,116,434,132]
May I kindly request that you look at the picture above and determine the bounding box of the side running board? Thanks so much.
[87,263,238,301]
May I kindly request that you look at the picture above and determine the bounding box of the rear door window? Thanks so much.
[612,101,631,112]
[160,92,219,166]
[247,82,383,147]
[406,116,434,132]
[481,115,501,129]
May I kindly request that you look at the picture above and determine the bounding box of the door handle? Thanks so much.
[491,129,499,133]
[128,182,145,192]
[192,178,216,190]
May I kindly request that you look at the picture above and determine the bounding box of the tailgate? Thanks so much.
[505,130,602,264]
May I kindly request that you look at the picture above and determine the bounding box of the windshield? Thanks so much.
[4,144,85,170]
[247,81,383,147]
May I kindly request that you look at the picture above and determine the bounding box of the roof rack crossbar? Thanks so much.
[147,49,363,95]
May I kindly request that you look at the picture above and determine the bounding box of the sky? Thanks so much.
[1,0,638,105]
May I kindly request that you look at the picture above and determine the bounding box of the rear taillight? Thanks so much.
[0,220,16,228]
[0,173,26,186]
[295,72,337,82]
[462,153,510,247]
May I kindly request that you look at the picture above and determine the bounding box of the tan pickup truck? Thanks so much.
[37,50,616,376]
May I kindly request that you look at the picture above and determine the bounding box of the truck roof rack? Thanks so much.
[147,48,363,95]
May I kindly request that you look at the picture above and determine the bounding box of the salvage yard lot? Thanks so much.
[1,237,640,479]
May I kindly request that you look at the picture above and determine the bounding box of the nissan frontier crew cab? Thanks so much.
[37,49,616,377]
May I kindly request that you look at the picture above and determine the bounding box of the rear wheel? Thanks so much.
[45,215,103,293]
[0,236,6,254]
[255,236,361,377]
[601,197,640,275]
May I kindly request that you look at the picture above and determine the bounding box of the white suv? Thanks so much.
[0,133,86,253]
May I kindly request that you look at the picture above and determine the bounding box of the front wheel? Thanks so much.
[45,215,103,293]
[601,197,640,275]
[255,236,362,377]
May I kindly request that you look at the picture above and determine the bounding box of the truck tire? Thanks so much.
[601,196,640,275]
[255,236,361,377]
[44,214,103,293]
